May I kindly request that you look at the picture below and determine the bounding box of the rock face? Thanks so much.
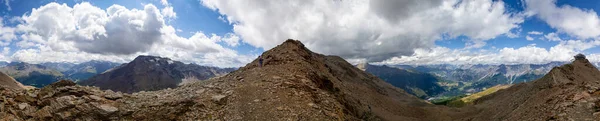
[79,55,236,93]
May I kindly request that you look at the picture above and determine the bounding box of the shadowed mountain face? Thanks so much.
[79,55,236,93]
[0,62,63,88]
[357,63,445,99]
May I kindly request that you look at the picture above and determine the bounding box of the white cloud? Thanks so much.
[201,0,524,62]
[544,32,562,41]
[526,35,534,41]
[16,3,166,55]
[527,31,543,35]
[525,0,600,39]
[378,40,600,65]
[217,16,227,23]
[3,0,10,11]
[219,33,239,47]
[160,0,169,6]
[0,17,16,46]
[7,2,250,67]
[159,0,176,19]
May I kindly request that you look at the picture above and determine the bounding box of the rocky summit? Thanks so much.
[1,39,600,120]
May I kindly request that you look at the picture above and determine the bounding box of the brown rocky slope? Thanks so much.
[0,71,26,90]
[463,56,600,120]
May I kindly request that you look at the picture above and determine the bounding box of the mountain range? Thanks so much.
[0,62,65,87]
[357,63,445,99]
[1,39,599,120]
[385,62,568,97]
[79,55,236,93]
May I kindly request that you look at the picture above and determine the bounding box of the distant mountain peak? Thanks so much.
[81,55,235,93]
[133,55,172,62]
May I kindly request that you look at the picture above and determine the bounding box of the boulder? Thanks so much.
[212,95,228,105]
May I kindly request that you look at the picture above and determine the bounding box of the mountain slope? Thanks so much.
[465,57,600,120]
[358,63,445,99]
[0,62,63,87]
[63,60,121,81]
[0,71,26,90]
[40,62,76,72]
[79,56,235,93]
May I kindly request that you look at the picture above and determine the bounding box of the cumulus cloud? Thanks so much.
[160,0,176,19]
[378,40,600,65]
[525,0,600,39]
[0,17,16,46]
[526,36,534,41]
[16,3,165,55]
[220,33,240,47]
[201,0,524,62]
[527,31,543,35]
[8,2,250,67]
[544,32,562,41]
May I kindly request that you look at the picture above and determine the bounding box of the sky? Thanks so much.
[0,0,600,67]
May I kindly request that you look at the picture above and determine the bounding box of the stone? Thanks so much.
[97,104,119,115]
[308,103,319,109]
[17,103,29,110]
[212,95,228,105]
[35,106,53,118]
[593,112,600,117]
[56,111,73,119]
[89,95,104,101]
[52,95,76,110]
[48,80,76,88]
[14,94,35,102]
[196,89,206,94]
[104,92,123,100]
[253,99,260,102]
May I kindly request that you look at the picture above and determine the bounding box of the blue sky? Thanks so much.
[1,0,600,67]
